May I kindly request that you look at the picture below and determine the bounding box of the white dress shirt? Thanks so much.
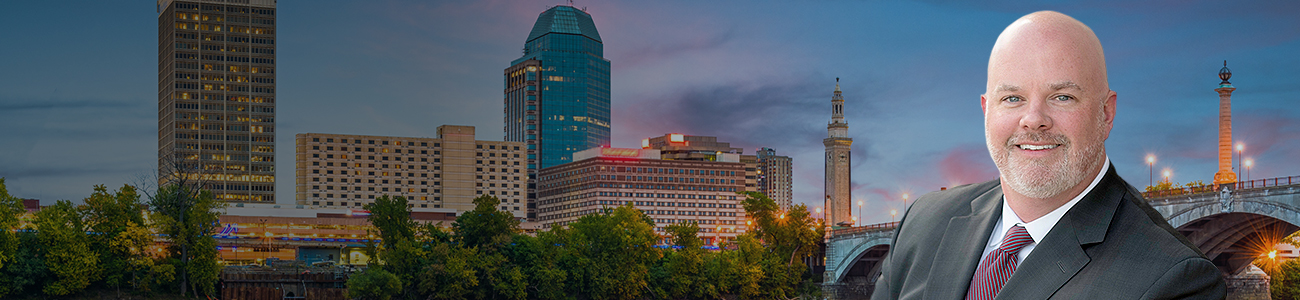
[980,158,1111,265]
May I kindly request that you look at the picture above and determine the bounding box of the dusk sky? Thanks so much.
[2,0,1297,224]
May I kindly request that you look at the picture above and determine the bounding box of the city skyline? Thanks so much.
[2,1,1299,225]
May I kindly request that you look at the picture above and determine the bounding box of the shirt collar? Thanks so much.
[1000,157,1110,243]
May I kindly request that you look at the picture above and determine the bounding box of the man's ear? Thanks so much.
[981,94,988,114]
[1102,90,1117,138]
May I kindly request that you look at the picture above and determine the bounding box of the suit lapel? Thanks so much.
[924,185,1003,300]
[994,165,1125,299]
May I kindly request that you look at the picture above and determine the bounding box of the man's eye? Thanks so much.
[1053,95,1074,102]
[1003,96,1023,103]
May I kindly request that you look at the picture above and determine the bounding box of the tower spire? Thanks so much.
[824,80,853,226]
[830,78,845,128]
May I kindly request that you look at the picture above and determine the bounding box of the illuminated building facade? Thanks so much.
[157,0,278,203]
[756,147,793,209]
[505,5,611,219]
[214,204,458,265]
[295,126,529,219]
[825,80,853,226]
[643,133,760,194]
[537,148,748,244]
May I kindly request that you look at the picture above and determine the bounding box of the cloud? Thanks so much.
[614,29,737,68]
[0,99,139,111]
[938,144,999,187]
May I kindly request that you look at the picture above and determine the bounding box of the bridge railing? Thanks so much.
[1143,175,1300,199]
[830,221,898,237]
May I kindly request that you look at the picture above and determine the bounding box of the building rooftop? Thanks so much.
[526,5,602,43]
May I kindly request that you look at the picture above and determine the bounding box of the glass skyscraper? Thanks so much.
[505,5,610,219]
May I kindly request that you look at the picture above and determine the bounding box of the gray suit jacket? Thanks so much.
[871,166,1226,300]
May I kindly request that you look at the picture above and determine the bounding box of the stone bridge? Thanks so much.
[823,176,1300,299]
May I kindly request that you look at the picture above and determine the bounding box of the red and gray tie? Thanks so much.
[966,225,1033,300]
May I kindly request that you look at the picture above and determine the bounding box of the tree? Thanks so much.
[1273,259,1300,300]
[81,184,146,295]
[0,178,24,273]
[420,243,479,300]
[562,204,662,300]
[739,191,825,299]
[347,268,402,300]
[36,200,99,296]
[365,195,416,250]
[453,195,520,250]
[657,221,709,299]
[0,231,48,298]
[453,195,525,299]
[506,234,567,300]
[148,184,223,297]
[109,221,175,295]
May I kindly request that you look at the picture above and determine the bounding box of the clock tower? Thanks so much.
[825,79,853,226]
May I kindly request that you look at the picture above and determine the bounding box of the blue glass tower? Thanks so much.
[505,5,610,220]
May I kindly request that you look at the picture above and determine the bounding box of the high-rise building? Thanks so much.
[537,147,748,245]
[158,0,278,203]
[505,5,611,219]
[824,80,852,226]
[756,147,793,209]
[295,126,529,219]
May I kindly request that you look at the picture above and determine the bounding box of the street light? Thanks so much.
[1146,154,1156,187]
[902,193,910,210]
[890,209,897,223]
[1245,158,1254,183]
[857,200,864,224]
[1162,168,1172,184]
[1236,142,1244,174]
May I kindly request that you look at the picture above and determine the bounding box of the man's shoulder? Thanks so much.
[1108,184,1207,259]
[911,179,1000,212]
[897,179,1000,229]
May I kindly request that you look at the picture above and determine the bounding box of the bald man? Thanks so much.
[870,11,1226,300]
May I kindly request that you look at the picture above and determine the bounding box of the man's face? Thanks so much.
[982,20,1115,199]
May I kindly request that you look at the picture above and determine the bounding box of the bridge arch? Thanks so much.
[1169,200,1300,275]
[828,235,891,284]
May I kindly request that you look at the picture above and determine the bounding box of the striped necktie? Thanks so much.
[966,225,1033,300]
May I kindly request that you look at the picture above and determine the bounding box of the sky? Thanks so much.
[1,0,1298,225]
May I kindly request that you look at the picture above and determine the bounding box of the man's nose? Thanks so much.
[1019,99,1053,131]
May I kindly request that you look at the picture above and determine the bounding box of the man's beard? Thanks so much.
[987,130,1105,199]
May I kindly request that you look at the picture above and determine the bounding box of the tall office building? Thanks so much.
[824,80,852,226]
[505,5,611,219]
[158,0,278,203]
[756,147,793,209]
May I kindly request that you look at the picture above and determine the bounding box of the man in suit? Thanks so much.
[870,11,1227,300]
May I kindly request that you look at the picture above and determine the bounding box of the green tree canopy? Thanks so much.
[36,200,99,296]
[452,195,520,250]
[81,184,146,292]
[365,195,416,249]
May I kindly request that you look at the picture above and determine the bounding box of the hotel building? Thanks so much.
[157,0,278,203]
[538,147,748,244]
[295,125,528,219]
